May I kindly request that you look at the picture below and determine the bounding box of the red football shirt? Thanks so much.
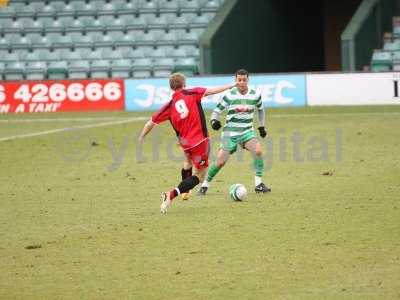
[151,87,208,150]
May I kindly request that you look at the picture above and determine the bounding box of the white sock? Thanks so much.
[201,180,209,188]
[255,176,262,187]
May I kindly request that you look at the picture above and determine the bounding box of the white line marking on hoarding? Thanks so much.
[0,117,148,143]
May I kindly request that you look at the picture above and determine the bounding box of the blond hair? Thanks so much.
[169,73,186,90]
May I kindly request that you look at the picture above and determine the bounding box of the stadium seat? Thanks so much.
[4,61,25,80]
[43,18,64,34]
[180,0,202,13]
[202,0,220,12]
[132,57,153,78]
[168,46,187,58]
[0,62,4,80]
[0,5,15,19]
[22,17,44,34]
[158,0,179,13]
[12,48,29,60]
[9,35,31,50]
[101,48,123,60]
[153,57,174,77]
[25,61,47,80]
[90,60,110,78]
[48,33,73,49]
[24,51,41,62]
[94,33,114,48]
[38,49,60,62]
[173,57,199,75]
[370,50,392,71]
[36,3,56,18]
[68,60,90,79]
[47,61,68,79]
[113,32,135,47]
[0,52,18,63]
[64,50,83,61]
[111,59,132,78]
[392,51,400,71]
[72,33,93,49]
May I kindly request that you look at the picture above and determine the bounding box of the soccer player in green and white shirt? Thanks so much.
[198,69,271,195]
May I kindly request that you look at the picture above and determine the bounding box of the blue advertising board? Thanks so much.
[124,74,306,111]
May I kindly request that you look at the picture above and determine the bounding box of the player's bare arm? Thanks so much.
[204,82,237,96]
[138,119,155,143]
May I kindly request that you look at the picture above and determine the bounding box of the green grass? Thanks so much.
[0,106,400,299]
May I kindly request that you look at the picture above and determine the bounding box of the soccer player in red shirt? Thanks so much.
[138,73,236,214]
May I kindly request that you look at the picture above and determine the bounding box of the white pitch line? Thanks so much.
[268,111,400,118]
[0,111,399,123]
[0,116,143,123]
[0,117,148,143]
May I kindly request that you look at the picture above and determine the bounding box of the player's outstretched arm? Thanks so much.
[204,82,236,96]
[138,119,155,143]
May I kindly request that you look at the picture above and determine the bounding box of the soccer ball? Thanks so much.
[229,184,247,201]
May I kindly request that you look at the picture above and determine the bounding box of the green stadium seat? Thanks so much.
[68,60,90,79]
[31,34,52,50]
[25,61,47,80]
[34,3,56,18]
[90,60,110,78]
[370,50,392,72]
[47,61,68,79]
[173,57,199,75]
[4,61,25,80]
[50,1,66,14]
[111,59,131,78]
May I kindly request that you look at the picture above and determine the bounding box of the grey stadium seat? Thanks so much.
[25,61,47,80]
[90,60,110,78]
[111,59,132,78]
[132,57,153,78]
[68,60,90,79]
[4,61,25,80]
[153,57,174,77]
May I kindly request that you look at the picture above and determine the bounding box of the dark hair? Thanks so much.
[235,69,249,77]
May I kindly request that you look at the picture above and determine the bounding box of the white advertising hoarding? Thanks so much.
[307,72,400,105]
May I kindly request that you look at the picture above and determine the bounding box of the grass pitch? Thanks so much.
[0,106,399,299]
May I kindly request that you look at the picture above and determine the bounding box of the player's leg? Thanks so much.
[161,140,209,213]
[198,148,230,195]
[198,134,236,195]
[181,156,192,201]
[243,137,271,193]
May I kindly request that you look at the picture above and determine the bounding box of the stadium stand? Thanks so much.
[370,16,400,71]
[0,0,224,80]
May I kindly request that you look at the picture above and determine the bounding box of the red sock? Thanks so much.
[169,188,178,200]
